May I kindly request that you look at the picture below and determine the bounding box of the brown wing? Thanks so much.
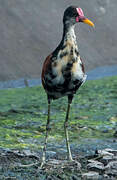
[41,54,52,87]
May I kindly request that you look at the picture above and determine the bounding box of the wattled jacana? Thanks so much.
[41,6,94,165]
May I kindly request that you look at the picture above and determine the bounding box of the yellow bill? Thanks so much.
[82,18,95,27]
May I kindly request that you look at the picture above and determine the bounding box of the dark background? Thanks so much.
[0,0,117,81]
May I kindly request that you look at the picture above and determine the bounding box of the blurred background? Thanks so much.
[0,0,117,81]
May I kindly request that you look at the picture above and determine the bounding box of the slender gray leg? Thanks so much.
[64,95,73,161]
[41,98,51,167]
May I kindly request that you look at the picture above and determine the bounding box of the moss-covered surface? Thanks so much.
[0,76,117,179]
[0,76,117,150]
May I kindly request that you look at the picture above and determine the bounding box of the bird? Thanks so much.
[41,6,94,165]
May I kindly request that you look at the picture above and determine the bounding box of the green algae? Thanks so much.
[0,76,117,150]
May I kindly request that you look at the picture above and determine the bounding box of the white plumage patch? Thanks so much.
[72,58,84,80]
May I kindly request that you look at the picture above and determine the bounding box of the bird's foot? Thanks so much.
[67,151,73,161]
[40,160,45,168]
[67,155,73,162]
[67,158,81,170]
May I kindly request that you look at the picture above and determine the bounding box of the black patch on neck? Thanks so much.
[75,49,79,56]
[70,47,73,56]
[60,51,68,59]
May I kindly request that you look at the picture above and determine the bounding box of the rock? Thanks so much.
[82,171,99,180]
[87,160,99,163]
[48,159,63,165]
[64,160,81,171]
[86,149,117,178]
[87,160,104,172]
[97,149,114,156]
[71,175,80,180]
[105,161,117,176]
[47,159,81,171]
[103,174,110,179]
[101,155,117,165]
[104,148,117,156]
[95,148,117,166]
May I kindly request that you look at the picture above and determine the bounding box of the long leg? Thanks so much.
[41,97,51,167]
[64,95,73,161]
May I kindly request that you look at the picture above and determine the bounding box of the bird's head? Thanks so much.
[63,6,94,27]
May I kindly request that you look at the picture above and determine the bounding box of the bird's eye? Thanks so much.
[71,8,78,17]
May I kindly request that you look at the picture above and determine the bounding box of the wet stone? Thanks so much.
[45,159,81,172]
[103,174,110,179]
[82,171,99,180]
[105,161,117,176]
[101,155,117,165]
[97,149,114,156]
[85,148,117,178]
[87,160,104,172]
[71,175,80,180]
[104,148,117,156]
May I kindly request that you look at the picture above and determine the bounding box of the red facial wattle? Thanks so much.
[76,16,79,22]
[76,7,94,27]
[76,7,85,22]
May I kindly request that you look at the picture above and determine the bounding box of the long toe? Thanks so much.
[68,155,73,161]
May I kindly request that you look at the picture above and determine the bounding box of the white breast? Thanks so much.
[71,58,84,80]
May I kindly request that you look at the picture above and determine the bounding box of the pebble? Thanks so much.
[87,160,104,171]
[105,161,117,176]
[85,148,117,179]
[82,171,99,179]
